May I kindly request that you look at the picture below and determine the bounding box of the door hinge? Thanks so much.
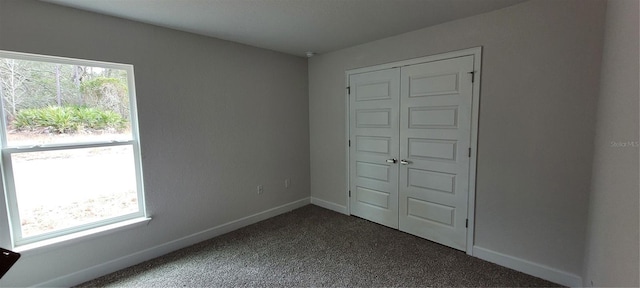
[347,86,351,95]
[468,147,471,157]
[469,71,475,83]
[349,190,351,197]
[348,140,351,147]
[465,219,469,228]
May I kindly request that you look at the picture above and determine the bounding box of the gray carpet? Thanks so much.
[77,205,561,287]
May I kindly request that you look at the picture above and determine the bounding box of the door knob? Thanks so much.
[386,158,397,164]
[400,159,411,165]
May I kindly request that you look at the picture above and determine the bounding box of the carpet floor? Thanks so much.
[76,205,561,287]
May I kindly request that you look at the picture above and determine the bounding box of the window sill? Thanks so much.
[14,217,152,256]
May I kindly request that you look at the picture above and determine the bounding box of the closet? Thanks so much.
[347,48,480,251]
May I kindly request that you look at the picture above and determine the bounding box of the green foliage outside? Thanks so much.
[1,58,132,135]
[80,77,127,94]
[80,77,130,119]
[14,106,127,134]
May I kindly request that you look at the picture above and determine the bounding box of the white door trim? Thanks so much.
[345,47,482,255]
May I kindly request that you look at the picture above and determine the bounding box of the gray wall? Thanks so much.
[309,0,605,277]
[583,0,640,286]
[0,0,309,286]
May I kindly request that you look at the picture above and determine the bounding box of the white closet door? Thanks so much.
[349,68,400,228]
[398,56,474,251]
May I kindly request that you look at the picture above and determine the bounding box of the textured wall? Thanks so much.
[583,0,640,286]
[0,0,309,286]
[309,0,605,278]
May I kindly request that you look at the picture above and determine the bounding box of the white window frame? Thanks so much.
[0,50,147,249]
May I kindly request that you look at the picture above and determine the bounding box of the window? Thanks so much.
[0,50,146,248]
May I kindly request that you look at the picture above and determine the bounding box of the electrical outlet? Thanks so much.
[285,178,290,188]
[257,185,263,195]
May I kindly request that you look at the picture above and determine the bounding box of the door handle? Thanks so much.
[400,159,411,165]
[386,158,397,164]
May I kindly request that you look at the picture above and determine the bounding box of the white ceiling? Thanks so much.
[42,0,527,57]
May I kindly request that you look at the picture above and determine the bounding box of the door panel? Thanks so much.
[407,168,456,194]
[355,186,390,209]
[349,68,400,228]
[399,56,474,251]
[408,106,458,128]
[407,198,455,226]
[407,138,457,161]
[356,109,392,127]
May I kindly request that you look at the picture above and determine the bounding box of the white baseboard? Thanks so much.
[36,197,311,287]
[310,197,348,215]
[36,199,583,287]
[472,246,582,287]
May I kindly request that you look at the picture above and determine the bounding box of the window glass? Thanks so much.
[1,58,133,147]
[12,146,138,238]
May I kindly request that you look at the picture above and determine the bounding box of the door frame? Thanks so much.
[344,47,482,255]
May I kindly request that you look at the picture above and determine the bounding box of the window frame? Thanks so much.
[0,50,147,249]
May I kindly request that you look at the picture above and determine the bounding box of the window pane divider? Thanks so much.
[3,140,135,154]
